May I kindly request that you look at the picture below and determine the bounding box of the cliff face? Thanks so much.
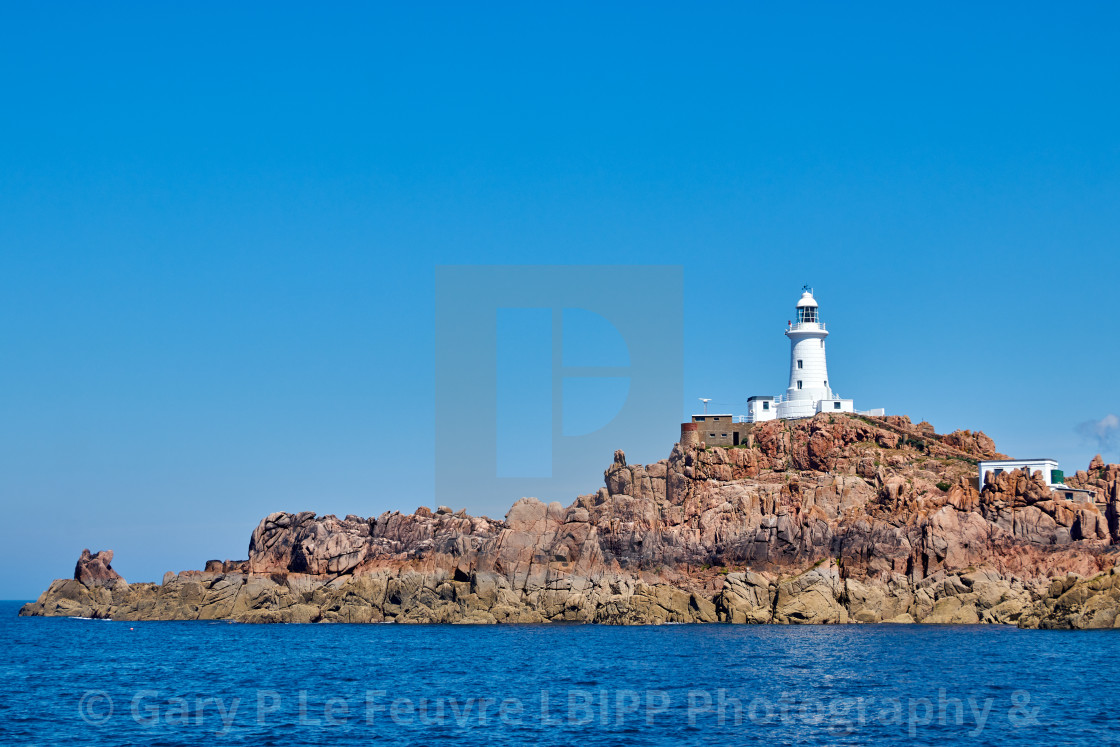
[20,414,1120,627]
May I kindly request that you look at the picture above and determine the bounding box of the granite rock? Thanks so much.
[21,414,1120,627]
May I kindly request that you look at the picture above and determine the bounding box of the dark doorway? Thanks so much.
[733,432,740,446]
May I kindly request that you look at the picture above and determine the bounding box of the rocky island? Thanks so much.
[20,413,1120,628]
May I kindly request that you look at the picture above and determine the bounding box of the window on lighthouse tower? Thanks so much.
[797,360,803,369]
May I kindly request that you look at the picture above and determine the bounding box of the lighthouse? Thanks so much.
[743,287,877,422]
[690,287,883,441]
[778,288,833,418]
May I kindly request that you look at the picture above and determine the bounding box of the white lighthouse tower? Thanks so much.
[777,288,833,418]
[745,287,868,422]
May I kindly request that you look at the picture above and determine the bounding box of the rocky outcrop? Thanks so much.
[24,549,131,619]
[75,549,123,588]
[20,413,1120,627]
[1018,568,1120,629]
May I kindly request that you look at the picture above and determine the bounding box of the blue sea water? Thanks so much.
[3,600,1117,745]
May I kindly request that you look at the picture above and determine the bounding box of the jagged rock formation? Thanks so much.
[20,414,1120,627]
[74,549,124,588]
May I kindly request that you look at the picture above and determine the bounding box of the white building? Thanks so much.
[746,288,883,422]
[978,459,1065,489]
[977,458,1097,503]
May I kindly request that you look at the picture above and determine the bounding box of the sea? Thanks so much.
[3,600,1117,745]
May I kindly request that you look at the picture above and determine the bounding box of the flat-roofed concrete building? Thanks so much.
[689,413,751,448]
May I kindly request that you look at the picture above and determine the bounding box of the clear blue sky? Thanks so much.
[2,3,1118,599]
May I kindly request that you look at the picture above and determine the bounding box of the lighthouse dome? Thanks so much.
[795,291,817,308]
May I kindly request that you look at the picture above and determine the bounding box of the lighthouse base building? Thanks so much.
[745,393,855,422]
